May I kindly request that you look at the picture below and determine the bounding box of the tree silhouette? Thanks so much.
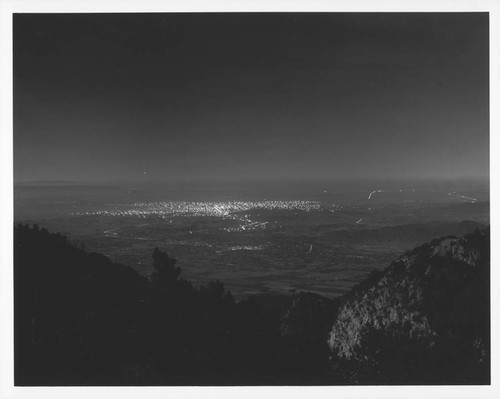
[151,247,181,283]
[14,223,490,385]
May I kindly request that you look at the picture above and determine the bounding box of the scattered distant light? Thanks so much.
[71,200,343,232]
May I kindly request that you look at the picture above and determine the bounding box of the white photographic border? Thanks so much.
[1,1,498,398]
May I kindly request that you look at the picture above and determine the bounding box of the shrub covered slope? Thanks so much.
[14,224,489,385]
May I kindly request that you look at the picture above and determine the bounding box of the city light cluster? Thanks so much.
[72,200,342,232]
[73,200,334,218]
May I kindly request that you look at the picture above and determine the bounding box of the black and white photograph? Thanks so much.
[2,1,498,397]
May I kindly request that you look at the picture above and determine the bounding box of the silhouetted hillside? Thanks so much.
[328,228,490,384]
[14,224,339,385]
[14,224,490,385]
[15,224,148,384]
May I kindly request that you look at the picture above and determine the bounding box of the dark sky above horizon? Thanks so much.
[14,13,489,183]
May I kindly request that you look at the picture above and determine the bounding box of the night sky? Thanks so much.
[13,13,489,183]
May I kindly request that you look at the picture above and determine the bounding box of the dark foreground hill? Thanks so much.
[14,224,336,385]
[14,224,489,385]
[328,228,490,384]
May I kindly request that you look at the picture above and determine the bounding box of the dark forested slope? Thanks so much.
[328,228,490,384]
[14,224,334,385]
[14,224,490,385]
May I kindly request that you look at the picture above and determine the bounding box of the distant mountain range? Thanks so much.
[326,220,487,243]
